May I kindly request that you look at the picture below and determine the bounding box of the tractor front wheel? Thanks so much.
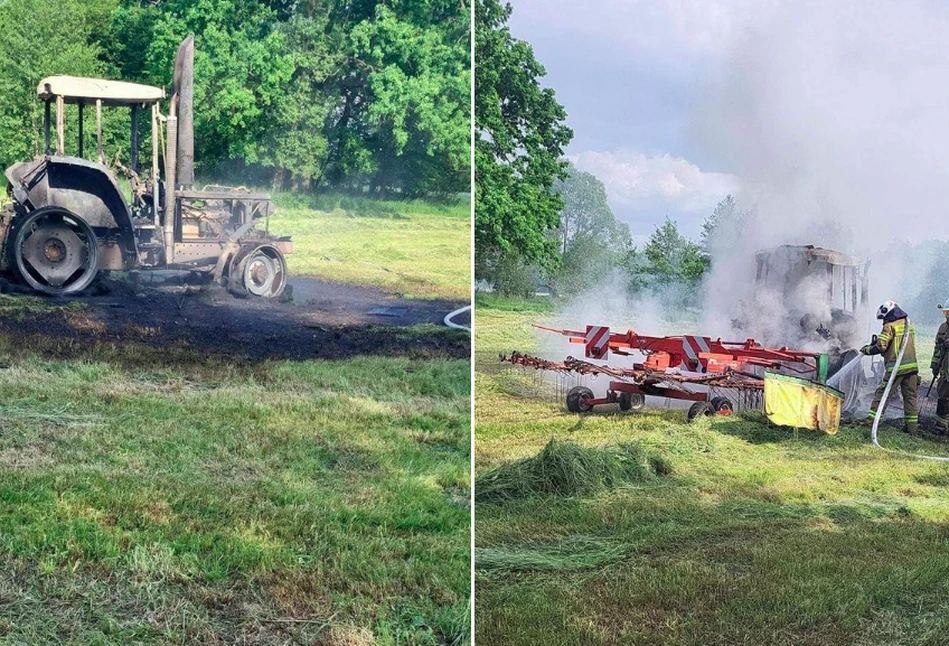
[229,244,288,298]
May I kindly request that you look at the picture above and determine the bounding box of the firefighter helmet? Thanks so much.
[877,300,899,320]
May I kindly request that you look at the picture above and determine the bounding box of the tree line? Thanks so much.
[476,0,949,326]
[482,157,737,303]
[0,0,470,198]
[472,0,720,300]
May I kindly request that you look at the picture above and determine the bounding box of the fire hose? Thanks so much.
[869,317,949,461]
[444,305,471,332]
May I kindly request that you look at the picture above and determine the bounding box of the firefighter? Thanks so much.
[931,300,949,434]
[860,300,919,433]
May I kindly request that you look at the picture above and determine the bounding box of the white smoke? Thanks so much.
[543,0,949,360]
[693,0,949,343]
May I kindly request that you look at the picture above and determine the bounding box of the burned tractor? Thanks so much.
[751,245,870,350]
[745,245,874,413]
[0,36,291,297]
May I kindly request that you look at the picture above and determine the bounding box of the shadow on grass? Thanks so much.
[708,414,949,466]
[710,413,835,445]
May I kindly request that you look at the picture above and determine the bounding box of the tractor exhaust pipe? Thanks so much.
[172,35,195,190]
[164,112,177,263]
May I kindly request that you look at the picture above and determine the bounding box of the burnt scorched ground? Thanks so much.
[0,275,469,362]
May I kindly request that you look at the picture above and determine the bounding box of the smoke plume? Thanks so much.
[694,0,949,340]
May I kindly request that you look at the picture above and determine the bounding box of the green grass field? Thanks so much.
[0,303,470,646]
[0,197,472,645]
[270,194,470,301]
[475,300,949,646]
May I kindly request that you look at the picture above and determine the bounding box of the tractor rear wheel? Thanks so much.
[11,207,99,295]
[566,386,595,413]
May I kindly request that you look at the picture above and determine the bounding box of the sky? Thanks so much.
[505,0,949,250]
[507,0,756,242]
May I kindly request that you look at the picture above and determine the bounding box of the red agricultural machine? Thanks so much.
[501,324,828,421]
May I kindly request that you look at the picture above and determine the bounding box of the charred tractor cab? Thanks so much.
[754,245,870,350]
[752,245,873,414]
[0,36,291,297]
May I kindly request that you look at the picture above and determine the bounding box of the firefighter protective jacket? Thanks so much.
[933,321,949,379]
[872,317,918,375]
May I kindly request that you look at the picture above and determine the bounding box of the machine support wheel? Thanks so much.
[11,207,99,295]
[566,386,595,413]
[687,401,715,422]
[618,392,646,412]
[710,396,734,415]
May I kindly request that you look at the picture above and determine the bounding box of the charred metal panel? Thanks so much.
[98,241,125,270]
[5,156,138,258]
[172,241,226,266]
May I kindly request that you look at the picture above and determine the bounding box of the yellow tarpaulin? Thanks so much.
[763,372,843,434]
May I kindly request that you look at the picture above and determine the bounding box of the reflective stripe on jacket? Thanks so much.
[875,318,917,375]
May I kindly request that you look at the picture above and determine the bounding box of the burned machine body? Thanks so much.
[751,245,870,350]
[0,36,291,297]
[747,245,875,414]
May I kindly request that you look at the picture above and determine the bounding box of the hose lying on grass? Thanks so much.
[475,438,672,503]
[444,304,471,331]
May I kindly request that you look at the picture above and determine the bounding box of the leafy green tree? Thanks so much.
[551,163,633,296]
[481,247,540,297]
[908,241,949,324]
[140,0,295,173]
[0,0,109,168]
[475,0,572,273]
[701,195,736,256]
[0,0,470,197]
[328,1,471,197]
[643,217,708,287]
[108,3,160,81]
[700,194,759,261]
[260,10,335,191]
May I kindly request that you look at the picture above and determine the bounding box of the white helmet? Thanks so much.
[877,300,898,320]
[939,299,949,311]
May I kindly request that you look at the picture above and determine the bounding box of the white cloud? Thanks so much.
[568,150,740,232]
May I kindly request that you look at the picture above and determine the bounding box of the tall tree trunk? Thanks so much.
[271,167,286,192]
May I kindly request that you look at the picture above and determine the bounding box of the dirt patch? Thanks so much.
[0,275,469,362]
